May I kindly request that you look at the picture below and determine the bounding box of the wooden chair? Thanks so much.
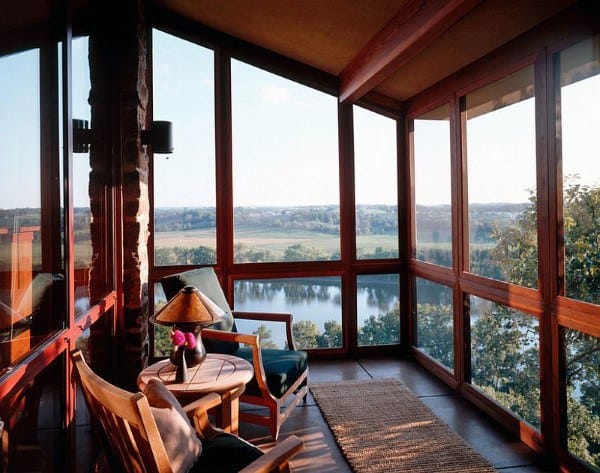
[71,350,303,473]
[161,268,309,441]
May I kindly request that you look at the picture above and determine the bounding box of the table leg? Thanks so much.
[218,385,245,434]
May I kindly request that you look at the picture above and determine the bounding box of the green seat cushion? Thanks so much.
[161,268,239,354]
[190,433,262,473]
[234,347,308,398]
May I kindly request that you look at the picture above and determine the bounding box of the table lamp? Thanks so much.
[150,285,224,368]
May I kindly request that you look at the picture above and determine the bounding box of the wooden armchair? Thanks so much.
[161,268,309,440]
[71,350,303,473]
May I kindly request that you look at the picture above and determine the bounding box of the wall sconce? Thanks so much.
[141,120,174,154]
[72,119,174,154]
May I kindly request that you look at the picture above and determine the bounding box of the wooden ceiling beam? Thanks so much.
[339,0,482,103]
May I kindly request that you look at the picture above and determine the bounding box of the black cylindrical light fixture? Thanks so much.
[150,120,174,154]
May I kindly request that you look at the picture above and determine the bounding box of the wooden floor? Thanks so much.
[75,356,558,472]
[238,358,558,472]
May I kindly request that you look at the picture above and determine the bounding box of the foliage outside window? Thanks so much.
[231,60,340,263]
[469,295,540,428]
[233,277,342,349]
[564,329,600,469]
[413,104,452,267]
[152,29,217,266]
[415,277,453,370]
[558,37,600,469]
[560,35,600,306]
[466,66,538,287]
[356,274,399,346]
[354,105,399,260]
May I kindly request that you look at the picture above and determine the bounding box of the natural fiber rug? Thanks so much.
[310,378,497,473]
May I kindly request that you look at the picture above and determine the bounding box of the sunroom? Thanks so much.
[0,0,598,472]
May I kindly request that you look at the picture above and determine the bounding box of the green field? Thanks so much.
[154,225,399,260]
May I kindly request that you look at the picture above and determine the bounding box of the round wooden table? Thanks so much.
[137,353,253,434]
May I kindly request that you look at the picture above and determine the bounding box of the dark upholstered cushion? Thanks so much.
[144,379,202,473]
[234,347,308,398]
[161,268,239,354]
[190,433,262,473]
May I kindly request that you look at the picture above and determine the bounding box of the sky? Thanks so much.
[0,30,599,210]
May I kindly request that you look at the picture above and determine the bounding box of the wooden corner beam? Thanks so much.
[339,0,482,103]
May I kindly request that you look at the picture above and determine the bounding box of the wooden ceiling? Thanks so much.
[2,0,579,105]
[153,0,577,105]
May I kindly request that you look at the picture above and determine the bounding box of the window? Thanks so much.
[559,35,600,306]
[357,274,399,346]
[413,104,452,267]
[354,105,398,259]
[466,66,537,287]
[415,277,453,370]
[152,29,216,266]
[469,295,540,428]
[232,60,339,263]
[0,48,64,372]
[233,277,342,349]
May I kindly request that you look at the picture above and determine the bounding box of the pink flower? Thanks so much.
[184,332,197,350]
[170,330,186,347]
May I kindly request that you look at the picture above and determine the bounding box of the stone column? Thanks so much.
[88,0,149,389]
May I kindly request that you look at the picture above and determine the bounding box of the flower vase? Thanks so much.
[173,346,188,383]
[184,331,207,367]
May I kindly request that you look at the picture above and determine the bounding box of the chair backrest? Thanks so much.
[72,350,173,473]
[161,268,239,353]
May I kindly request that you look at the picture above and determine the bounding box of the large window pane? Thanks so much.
[560,35,600,305]
[470,295,540,428]
[564,329,600,469]
[466,67,537,287]
[413,104,452,267]
[232,60,339,263]
[233,277,342,349]
[0,49,63,372]
[415,277,453,370]
[357,274,399,346]
[152,29,216,266]
[354,106,398,259]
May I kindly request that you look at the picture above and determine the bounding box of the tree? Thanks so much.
[488,181,600,466]
[358,309,400,346]
[318,320,342,348]
[253,324,278,349]
[292,320,320,349]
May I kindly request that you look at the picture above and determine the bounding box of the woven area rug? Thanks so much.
[310,378,497,473]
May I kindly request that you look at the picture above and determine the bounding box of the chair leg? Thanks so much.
[269,405,281,441]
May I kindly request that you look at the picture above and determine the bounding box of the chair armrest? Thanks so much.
[201,328,259,347]
[239,435,304,473]
[232,311,297,351]
[181,392,223,439]
[201,329,273,401]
